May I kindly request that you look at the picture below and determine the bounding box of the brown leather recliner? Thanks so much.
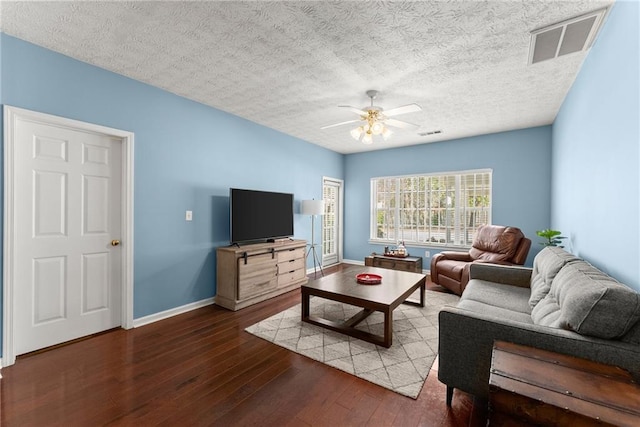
[429,225,531,295]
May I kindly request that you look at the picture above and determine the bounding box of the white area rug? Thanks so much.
[245,290,459,399]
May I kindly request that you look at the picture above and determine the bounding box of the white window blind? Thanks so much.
[371,170,492,247]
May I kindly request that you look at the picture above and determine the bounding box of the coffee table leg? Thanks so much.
[402,277,426,307]
[301,288,310,321]
[384,309,393,347]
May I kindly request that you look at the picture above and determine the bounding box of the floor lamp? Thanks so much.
[301,199,324,278]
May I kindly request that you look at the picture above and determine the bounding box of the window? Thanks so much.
[371,170,492,247]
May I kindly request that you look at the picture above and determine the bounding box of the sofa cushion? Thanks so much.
[469,225,524,263]
[463,279,532,314]
[622,320,640,345]
[532,262,640,339]
[456,299,534,324]
[529,247,580,309]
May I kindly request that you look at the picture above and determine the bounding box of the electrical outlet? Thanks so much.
[424,250,430,258]
[185,210,193,221]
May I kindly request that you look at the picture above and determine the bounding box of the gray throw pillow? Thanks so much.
[531,292,563,327]
[532,262,640,339]
[528,247,579,309]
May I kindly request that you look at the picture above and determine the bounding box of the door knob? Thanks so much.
[111,240,121,246]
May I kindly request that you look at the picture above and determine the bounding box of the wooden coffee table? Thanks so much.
[301,267,426,348]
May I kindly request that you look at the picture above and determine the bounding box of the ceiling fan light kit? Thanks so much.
[370,120,384,135]
[322,90,421,145]
[350,126,364,140]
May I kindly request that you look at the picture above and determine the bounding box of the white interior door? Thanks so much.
[322,177,343,266]
[12,117,123,355]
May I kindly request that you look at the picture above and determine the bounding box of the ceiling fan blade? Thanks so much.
[384,118,420,130]
[338,105,368,116]
[382,103,422,117]
[320,119,361,130]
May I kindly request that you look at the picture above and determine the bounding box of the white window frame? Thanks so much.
[369,169,492,248]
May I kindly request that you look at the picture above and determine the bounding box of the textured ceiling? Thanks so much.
[0,1,613,154]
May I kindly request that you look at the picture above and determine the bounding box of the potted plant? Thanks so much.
[536,229,566,248]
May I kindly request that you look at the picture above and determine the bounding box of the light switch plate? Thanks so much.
[186,210,193,221]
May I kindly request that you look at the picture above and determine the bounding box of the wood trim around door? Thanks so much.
[2,105,135,367]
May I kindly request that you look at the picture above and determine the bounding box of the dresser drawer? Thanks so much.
[277,268,306,287]
[366,255,422,273]
[392,261,416,272]
[278,247,305,262]
[278,257,305,274]
[373,258,404,270]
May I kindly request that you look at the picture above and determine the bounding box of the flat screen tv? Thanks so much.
[230,188,294,244]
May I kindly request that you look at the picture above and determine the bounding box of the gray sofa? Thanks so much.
[438,246,640,406]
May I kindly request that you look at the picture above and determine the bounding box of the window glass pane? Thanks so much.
[371,170,492,247]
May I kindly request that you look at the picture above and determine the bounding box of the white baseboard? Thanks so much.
[0,358,3,378]
[133,297,215,328]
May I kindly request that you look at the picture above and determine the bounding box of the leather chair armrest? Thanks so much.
[435,251,473,262]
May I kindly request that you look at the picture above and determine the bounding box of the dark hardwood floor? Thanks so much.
[1,264,487,426]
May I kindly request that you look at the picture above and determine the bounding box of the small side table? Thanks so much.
[489,341,640,426]
[364,254,423,273]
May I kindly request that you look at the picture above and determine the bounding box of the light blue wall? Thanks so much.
[0,0,635,361]
[344,127,553,268]
[552,1,640,291]
[0,34,344,357]
[0,35,3,102]
[0,35,3,358]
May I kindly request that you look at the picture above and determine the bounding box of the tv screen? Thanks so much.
[230,188,294,244]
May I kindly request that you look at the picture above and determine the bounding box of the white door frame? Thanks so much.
[2,105,135,367]
[322,176,344,265]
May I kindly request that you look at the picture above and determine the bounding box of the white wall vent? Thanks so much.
[529,8,609,65]
[418,130,442,137]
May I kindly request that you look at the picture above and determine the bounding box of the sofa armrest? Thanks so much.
[473,259,514,266]
[469,263,532,288]
[435,251,473,262]
[438,306,640,400]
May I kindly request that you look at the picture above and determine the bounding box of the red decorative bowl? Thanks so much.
[356,273,382,285]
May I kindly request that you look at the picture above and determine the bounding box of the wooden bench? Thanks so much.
[489,341,640,426]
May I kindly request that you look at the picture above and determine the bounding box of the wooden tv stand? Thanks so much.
[215,239,308,311]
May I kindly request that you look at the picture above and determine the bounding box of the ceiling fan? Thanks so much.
[321,90,422,144]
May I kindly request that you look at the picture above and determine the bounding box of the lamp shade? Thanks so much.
[301,199,324,215]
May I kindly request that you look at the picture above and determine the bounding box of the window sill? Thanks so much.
[368,240,471,251]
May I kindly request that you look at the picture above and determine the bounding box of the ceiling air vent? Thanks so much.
[418,130,442,137]
[529,7,609,65]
